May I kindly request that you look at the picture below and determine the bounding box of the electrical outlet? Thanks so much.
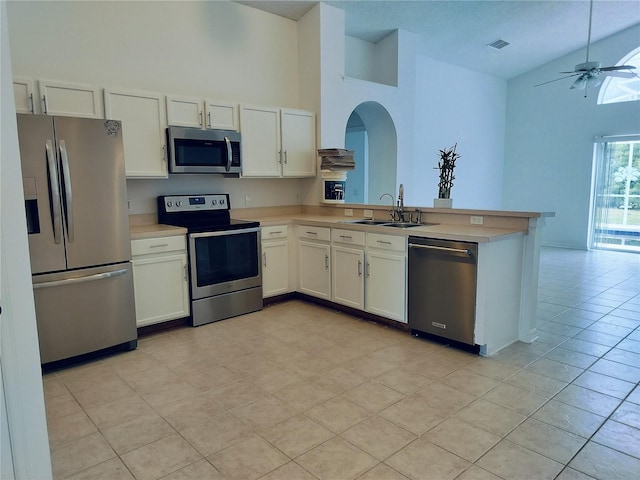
[245,194,251,207]
[470,215,484,225]
[364,209,374,218]
[344,209,354,217]
[128,200,132,213]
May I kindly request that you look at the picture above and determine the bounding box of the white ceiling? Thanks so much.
[235,0,640,79]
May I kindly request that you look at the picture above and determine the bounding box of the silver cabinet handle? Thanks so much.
[366,262,370,277]
[29,93,34,114]
[325,254,329,269]
[45,140,62,244]
[224,136,232,172]
[283,150,288,164]
[278,150,283,165]
[263,252,267,267]
[377,240,392,245]
[269,231,283,235]
[339,235,352,240]
[184,264,188,281]
[33,268,127,289]
[42,95,48,115]
[207,111,212,128]
[409,243,473,256]
[149,243,169,248]
[306,231,318,236]
[58,140,74,242]
[357,260,362,277]
[199,110,203,127]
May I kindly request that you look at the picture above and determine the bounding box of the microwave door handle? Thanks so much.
[224,136,232,172]
[59,140,74,242]
[45,139,63,244]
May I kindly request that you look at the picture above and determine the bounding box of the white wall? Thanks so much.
[7,0,308,214]
[413,56,507,209]
[504,24,640,249]
[1,2,52,477]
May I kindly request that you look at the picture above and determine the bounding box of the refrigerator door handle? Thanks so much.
[59,140,74,242]
[33,268,128,289]
[45,139,63,244]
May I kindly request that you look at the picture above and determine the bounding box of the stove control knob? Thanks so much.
[176,201,182,207]
[220,198,226,206]
[167,201,173,207]
[212,199,217,205]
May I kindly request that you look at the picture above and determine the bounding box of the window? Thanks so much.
[598,47,640,104]
[590,136,640,252]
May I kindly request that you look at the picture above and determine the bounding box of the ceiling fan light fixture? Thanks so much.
[487,39,510,50]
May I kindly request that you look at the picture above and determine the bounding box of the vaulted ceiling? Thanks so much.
[236,1,640,79]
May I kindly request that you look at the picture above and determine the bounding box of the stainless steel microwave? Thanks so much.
[167,126,241,175]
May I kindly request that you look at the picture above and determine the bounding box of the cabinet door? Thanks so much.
[205,100,239,131]
[281,108,316,177]
[366,250,407,322]
[332,245,364,310]
[104,88,168,178]
[262,240,289,298]
[132,253,190,327]
[14,77,36,114]
[166,95,203,128]
[38,79,102,118]
[239,105,281,177]
[298,241,331,299]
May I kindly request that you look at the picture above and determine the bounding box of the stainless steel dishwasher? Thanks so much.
[408,237,478,348]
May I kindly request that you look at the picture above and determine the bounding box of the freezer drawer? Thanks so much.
[32,262,137,364]
[408,237,478,346]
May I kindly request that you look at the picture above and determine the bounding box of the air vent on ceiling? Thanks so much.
[487,39,510,50]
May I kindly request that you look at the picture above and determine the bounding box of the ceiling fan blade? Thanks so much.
[599,65,636,72]
[603,71,637,78]
[534,73,581,87]
[570,77,587,90]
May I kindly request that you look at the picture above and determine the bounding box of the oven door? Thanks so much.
[188,227,261,300]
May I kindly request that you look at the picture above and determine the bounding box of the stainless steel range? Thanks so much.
[158,194,262,326]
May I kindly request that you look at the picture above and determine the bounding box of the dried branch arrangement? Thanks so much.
[436,143,460,199]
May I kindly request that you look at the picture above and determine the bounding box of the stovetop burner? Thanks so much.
[157,194,259,232]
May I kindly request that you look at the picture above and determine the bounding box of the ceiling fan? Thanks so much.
[535,0,637,94]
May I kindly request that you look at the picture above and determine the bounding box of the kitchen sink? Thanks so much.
[342,219,390,225]
[341,219,438,228]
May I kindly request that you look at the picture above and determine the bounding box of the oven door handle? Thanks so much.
[189,226,261,239]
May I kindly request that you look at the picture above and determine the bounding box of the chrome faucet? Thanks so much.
[397,184,405,222]
[379,193,396,222]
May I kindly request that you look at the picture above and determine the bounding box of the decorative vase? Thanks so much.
[433,198,453,208]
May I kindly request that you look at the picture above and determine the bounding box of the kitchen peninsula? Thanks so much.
[238,204,552,356]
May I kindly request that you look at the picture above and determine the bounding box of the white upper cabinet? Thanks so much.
[104,88,168,178]
[166,95,239,131]
[38,79,102,118]
[280,108,316,177]
[240,105,316,178]
[13,77,36,114]
[240,105,281,177]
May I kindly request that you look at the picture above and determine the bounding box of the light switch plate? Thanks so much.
[470,215,484,225]
[364,209,374,218]
[344,209,354,217]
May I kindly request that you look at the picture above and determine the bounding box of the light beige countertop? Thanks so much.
[253,214,526,243]
[130,223,187,240]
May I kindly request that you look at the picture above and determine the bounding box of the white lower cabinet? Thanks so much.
[298,226,331,300]
[365,233,407,323]
[331,228,366,309]
[261,226,289,298]
[131,235,190,327]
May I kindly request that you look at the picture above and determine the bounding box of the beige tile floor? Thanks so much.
[43,247,640,480]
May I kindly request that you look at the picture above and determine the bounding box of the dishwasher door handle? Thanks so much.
[409,243,473,256]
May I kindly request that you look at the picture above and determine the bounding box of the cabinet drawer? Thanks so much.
[331,228,365,246]
[262,225,288,240]
[298,225,330,242]
[132,235,186,256]
[367,233,407,253]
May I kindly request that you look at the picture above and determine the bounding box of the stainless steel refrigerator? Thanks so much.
[18,114,137,365]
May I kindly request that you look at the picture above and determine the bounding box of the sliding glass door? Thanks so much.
[590,136,640,252]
